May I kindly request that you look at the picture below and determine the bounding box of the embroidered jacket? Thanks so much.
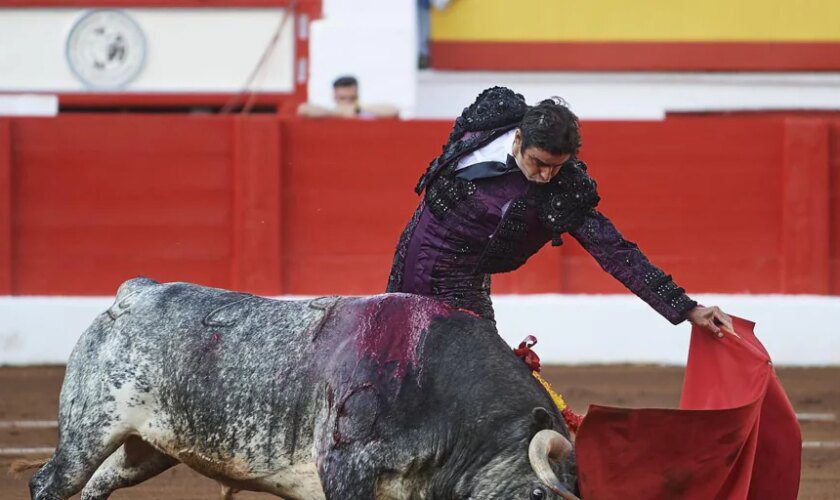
[387,87,696,323]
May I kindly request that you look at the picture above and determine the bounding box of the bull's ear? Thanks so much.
[531,407,553,432]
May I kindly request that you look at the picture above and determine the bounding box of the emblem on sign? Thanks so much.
[66,9,146,89]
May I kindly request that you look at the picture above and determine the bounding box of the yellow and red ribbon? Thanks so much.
[514,336,584,433]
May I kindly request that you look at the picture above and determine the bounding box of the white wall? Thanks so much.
[307,0,417,114]
[416,71,840,120]
[1,295,837,366]
[0,8,295,92]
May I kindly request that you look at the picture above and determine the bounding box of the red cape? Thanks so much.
[575,317,801,499]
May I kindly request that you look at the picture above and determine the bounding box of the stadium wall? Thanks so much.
[1,113,839,364]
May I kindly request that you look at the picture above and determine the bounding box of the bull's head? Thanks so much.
[452,406,579,500]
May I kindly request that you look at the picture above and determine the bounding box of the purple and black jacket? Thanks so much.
[386,87,696,324]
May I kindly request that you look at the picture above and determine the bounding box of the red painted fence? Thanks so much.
[1,113,838,296]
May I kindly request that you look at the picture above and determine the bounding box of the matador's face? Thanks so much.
[512,129,571,184]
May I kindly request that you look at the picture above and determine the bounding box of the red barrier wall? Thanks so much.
[830,119,840,294]
[564,116,786,295]
[0,113,837,296]
[280,119,450,295]
[1,115,283,295]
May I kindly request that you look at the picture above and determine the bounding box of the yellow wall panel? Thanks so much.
[430,0,840,42]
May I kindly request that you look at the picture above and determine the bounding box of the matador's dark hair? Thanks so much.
[519,97,581,156]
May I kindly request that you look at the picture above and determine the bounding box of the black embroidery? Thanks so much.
[415,87,528,195]
[670,295,698,314]
[429,272,495,321]
[475,197,530,274]
[451,86,530,137]
[571,210,697,324]
[536,159,600,246]
[385,202,426,293]
[442,232,474,257]
[643,269,697,315]
[425,171,478,219]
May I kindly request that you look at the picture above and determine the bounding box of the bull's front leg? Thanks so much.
[219,484,238,500]
[319,446,380,499]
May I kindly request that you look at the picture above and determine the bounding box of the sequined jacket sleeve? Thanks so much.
[569,209,697,325]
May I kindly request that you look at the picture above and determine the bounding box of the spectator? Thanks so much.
[297,76,399,119]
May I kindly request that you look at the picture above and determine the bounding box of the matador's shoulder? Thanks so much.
[448,86,529,141]
[536,159,601,246]
[415,87,529,194]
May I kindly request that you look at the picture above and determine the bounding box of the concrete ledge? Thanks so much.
[416,70,840,120]
[1,294,837,366]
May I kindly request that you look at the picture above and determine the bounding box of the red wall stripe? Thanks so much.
[430,41,840,72]
[0,0,316,8]
[52,93,294,109]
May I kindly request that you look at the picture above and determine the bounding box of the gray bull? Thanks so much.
[29,278,578,499]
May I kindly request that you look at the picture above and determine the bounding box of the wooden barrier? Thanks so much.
[831,120,840,294]
[279,118,450,295]
[231,116,283,294]
[781,118,830,294]
[8,115,236,294]
[0,120,10,294]
[0,113,837,296]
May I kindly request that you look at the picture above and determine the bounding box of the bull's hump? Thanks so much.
[115,276,159,300]
[328,293,458,379]
[108,276,160,319]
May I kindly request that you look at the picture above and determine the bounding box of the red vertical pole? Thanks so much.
[781,118,830,293]
[555,243,566,293]
[282,0,322,116]
[231,115,283,295]
[0,119,11,295]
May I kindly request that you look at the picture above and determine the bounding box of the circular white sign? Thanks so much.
[66,10,146,89]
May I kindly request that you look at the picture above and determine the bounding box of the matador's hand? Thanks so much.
[686,305,734,338]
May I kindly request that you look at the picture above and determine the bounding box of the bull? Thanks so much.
[28,278,578,499]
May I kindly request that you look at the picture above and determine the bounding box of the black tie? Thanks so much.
[455,154,519,181]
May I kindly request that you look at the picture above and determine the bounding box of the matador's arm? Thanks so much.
[568,209,697,325]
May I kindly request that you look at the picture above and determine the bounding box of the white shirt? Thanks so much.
[454,129,518,171]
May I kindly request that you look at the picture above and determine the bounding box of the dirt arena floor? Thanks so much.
[2,365,837,499]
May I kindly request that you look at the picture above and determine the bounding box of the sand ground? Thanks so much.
[1,365,836,499]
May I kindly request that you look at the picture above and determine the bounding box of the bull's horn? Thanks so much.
[528,429,580,500]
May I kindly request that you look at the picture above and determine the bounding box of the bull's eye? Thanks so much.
[530,487,546,500]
